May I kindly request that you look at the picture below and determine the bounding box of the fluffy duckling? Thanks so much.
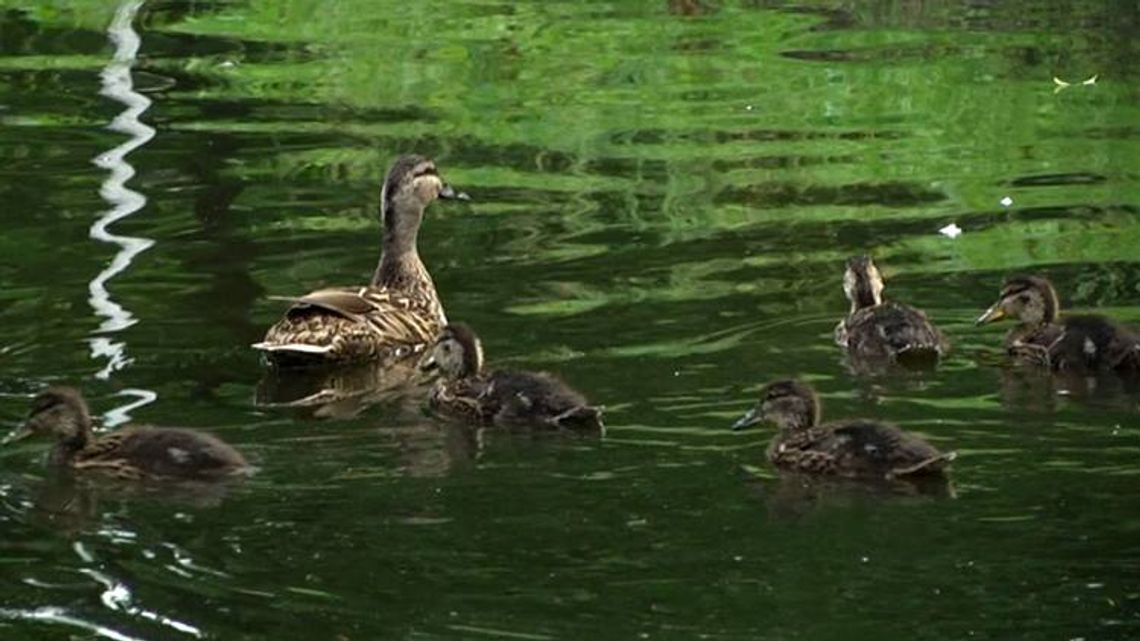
[419,324,604,431]
[254,155,468,366]
[976,275,1140,373]
[732,380,954,480]
[835,256,948,367]
[3,388,251,480]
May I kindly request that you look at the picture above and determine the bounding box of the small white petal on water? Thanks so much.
[938,223,962,238]
[1000,196,1013,207]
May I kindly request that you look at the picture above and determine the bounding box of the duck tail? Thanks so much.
[552,405,605,432]
[887,451,956,479]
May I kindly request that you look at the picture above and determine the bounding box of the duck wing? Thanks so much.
[254,286,442,363]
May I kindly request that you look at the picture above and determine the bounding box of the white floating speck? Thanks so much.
[745,105,753,111]
[1000,196,1013,207]
[939,223,962,239]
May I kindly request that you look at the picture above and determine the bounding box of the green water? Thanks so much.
[1,1,1138,639]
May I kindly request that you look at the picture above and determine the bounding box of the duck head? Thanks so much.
[732,379,821,432]
[976,275,1059,326]
[3,387,93,448]
[380,155,468,246]
[420,323,485,380]
[843,255,885,313]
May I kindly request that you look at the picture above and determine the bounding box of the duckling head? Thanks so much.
[732,379,821,432]
[976,275,1059,326]
[420,323,485,380]
[3,387,93,448]
[843,255,885,313]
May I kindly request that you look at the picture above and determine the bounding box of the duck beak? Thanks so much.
[438,183,470,201]
[1,424,33,446]
[731,407,763,431]
[975,303,1006,326]
[419,353,438,373]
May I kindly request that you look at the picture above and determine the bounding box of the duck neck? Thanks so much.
[371,201,429,291]
[53,418,93,463]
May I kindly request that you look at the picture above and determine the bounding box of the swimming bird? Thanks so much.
[976,275,1140,373]
[3,387,250,480]
[253,154,468,366]
[419,324,604,431]
[732,379,954,480]
[834,256,948,368]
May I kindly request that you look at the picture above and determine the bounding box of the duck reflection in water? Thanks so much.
[254,360,431,420]
[744,471,956,522]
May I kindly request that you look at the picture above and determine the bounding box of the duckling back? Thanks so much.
[841,302,947,364]
[486,370,604,431]
[76,428,251,480]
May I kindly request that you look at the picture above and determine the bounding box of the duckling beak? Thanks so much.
[1,424,33,446]
[419,354,439,373]
[975,303,1006,326]
[731,407,763,431]
[438,184,470,201]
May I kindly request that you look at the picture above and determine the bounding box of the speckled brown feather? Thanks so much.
[260,285,443,364]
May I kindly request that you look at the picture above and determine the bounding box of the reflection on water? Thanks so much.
[88,0,154,391]
[0,0,1138,639]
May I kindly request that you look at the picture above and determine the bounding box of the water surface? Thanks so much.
[1,1,1138,639]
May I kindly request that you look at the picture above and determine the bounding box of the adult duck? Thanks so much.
[253,155,467,366]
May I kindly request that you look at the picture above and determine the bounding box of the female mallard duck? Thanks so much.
[976,275,1140,373]
[253,155,468,366]
[3,387,250,480]
[419,324,604,431]
[731,379,954,480]
[834,256,948,366]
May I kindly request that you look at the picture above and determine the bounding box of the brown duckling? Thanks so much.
[419,324,604,431]
[976,275,1140,373]
[835,256,948,367]
[732,380,954,480]
[3,387,251,480]
[253,155,468,366]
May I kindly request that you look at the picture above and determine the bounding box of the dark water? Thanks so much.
[2,1,1138,639]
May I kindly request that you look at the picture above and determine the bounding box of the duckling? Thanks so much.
[253,155,468,366]
[976,275,1140,373]
[419,324,604,431]
[3,387,251,480]
[732,379,955,480]
[834,256,948,367]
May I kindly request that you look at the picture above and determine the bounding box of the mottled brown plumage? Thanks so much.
[3,387,250,481]
[834,256,948,368]
[977,275,1140,374]
[254,155,467,366]
[420,324,604,431]
[732,380,954,480]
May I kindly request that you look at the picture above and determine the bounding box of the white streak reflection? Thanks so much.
[89,0,155,384]
[103,388,158,429]
[0,607,145,641]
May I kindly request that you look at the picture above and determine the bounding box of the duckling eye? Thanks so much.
[1017,295,1030,304]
